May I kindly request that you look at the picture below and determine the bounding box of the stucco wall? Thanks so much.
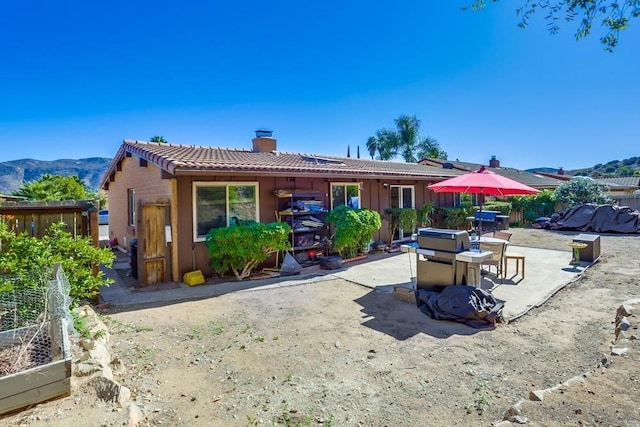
[107,155,173,249]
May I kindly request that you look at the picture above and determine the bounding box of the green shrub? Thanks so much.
[432,207,468,229]
[326,206,381,258]
[0,222,115,305]
[205,221,291,280]
[481,201,512,215]
[416,202,435,227]
[383,208,417,247]
[509,190,557,224]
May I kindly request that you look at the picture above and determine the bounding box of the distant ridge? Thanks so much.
[528,156,640,178]
[0,157,112,195]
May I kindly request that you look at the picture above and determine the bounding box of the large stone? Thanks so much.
[127,402,144,427]
[529,390,546,401]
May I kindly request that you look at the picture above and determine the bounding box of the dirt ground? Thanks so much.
[3,228,639,426]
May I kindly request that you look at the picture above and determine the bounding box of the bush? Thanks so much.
[0,222,115,305]
[383,208,417,247]
[553,178,610,206]
[509,190,557,224]
[481,201,511,215]
[432,207,468,229]
[326,206,381,258]
[205,221,291,280]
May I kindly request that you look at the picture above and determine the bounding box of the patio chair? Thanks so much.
[493,231,512,241]
[480,241,506,281]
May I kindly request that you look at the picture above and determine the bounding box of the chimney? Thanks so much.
[252,129,276,152]
[557,167,565,175]
[489,155,500,168]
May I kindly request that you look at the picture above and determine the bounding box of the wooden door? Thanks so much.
[141,204,166,285]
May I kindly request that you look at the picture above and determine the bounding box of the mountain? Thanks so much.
[528,156,640,178]
[0,157,112,195]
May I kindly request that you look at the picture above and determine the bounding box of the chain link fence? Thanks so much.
[0,265,74,377]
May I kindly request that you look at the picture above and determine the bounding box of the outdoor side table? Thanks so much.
[567,242,588,265]
[504,253,525,280]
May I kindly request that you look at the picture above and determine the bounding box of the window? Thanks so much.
[127,189,136,226]
[455,193,479,207]
[331,183,361,210]
[193,182,259,241]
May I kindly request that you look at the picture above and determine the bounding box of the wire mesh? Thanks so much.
[0,265,73,377]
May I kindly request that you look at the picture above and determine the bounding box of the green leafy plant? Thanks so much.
[383,207,417,247]
[466,379,490,415]
[510,190,557,224]
[416,201,435,228]
[0,221,114,305]
[326,205,382,258]
[432,207,468,229]
[205,221,291,280]
[481,201,512,215]
[553,178,611,206]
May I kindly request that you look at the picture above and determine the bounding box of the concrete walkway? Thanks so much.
[100,245,592,320]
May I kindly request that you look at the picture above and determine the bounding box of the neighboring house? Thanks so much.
[100,132,463,285]
[419,156,564,205]
[593,176,640,195]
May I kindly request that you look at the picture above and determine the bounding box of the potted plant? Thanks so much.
[326,205,381,259]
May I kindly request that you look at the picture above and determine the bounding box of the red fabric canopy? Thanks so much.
[428,167,540,196]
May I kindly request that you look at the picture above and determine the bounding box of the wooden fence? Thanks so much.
[0,200,99,245]
[610,194,640,211]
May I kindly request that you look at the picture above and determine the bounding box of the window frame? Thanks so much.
[330,182,362,210]
[127,188,136,227]
[192,181,260,242]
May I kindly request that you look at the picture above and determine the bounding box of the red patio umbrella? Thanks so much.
[428,167,540,235]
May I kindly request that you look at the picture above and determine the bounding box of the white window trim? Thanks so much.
[330,182,362,210]
[390,185,416,209]
[128,188,136,227]
[192,181,260,242]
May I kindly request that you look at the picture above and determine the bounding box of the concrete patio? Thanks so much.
[100,243,592,322]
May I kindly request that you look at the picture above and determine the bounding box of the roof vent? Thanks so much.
[442,162,454,169]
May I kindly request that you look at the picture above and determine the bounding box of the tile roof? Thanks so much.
[419,158,564,189]
[595,176,640,188]
[101,141,464,188]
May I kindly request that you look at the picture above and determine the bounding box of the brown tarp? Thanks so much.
[547,204,640,233]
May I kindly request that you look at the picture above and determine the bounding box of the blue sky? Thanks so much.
[1,1,638,170]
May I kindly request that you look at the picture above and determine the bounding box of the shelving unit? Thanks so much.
[274,190,328,261]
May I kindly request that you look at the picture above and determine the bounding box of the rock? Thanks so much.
[92,377,121,403]
[508,415,529,424]
[529,390,546,401]
[127,403,144,427]
[611,347,628,356]
[503,405,522,420]
[598,354,612,368]
[118,386,132,408]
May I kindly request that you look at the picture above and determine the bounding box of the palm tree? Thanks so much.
[366,136,379,159]
[369,115,447,162]
[149,135,168,143]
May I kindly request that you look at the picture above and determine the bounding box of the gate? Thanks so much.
[139,203,167,286]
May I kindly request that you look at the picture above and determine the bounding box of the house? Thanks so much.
[100,132,464,285]
[419,156,564,205]
[593,176,640,195]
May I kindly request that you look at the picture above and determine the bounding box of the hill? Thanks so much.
[0,157,112,195]
[570,156,640,177]
[528,156,640,178]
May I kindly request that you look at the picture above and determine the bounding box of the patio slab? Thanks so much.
[100,245,590,321]
[332,245,589,320]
